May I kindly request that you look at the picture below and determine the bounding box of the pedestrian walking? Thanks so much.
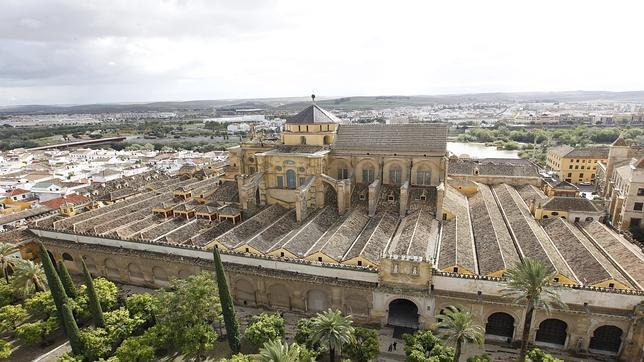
[388,344,393,352]
[393,341,397,351]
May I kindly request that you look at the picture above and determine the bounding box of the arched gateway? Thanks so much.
[387,299,419,329]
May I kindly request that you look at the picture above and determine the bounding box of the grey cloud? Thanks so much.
[0,0,283,43]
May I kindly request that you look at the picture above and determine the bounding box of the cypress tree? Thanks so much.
[57,260,77,298]
[81,259,104,327]
[61,303,82,356]
[213,247,240,353]
[37,241,68,322]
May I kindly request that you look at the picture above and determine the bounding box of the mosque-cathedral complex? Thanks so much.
[21,101,644,361]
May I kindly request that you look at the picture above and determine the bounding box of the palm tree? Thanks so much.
[436,305,484,362]
[11,259,47,297]
[310,309,355,362]
[256,339,316,362]
[0,242,19,283]
[501,258,566,362]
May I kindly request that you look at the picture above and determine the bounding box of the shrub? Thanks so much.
[403,330,454,362]
[220,353,252,362]
[73,278,118,318]
[0,339,12,359]
[79,327,112,361]
[103,307,144,346]
[244,313,285,347]
[0,280,16,308]
[467,354,492,362]
[15,317,58,346]
[57,352,84,361]
[294,318,318,350]
[24,291,57,320]
[124,293,156,324]
[345,327,379,362]
[115,335,156,362]
[0,304,27,331]
[526,348,563,362]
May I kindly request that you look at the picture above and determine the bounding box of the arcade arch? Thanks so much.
[387,298,419,329]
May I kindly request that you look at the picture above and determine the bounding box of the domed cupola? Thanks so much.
[282,94,341,146]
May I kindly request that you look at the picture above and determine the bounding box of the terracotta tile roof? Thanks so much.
[581,221,644,290]
[492,184,578,282]
[542,218,614,286]
[333,123,448,153]
[469,183,521,275]
[40,194,88,209]
[448,158,540,177]
[8,188,30,196]
[550,145,609,159]
[438,186,476,273]
[540,197,600,212]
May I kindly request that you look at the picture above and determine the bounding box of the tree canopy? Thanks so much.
[154,272,222,357]
[244,313,285,347]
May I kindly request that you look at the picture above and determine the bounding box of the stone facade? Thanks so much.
[38,235,644,361]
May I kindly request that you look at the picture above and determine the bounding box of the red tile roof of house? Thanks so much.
[40,194,88,209]
[8,188,30,196]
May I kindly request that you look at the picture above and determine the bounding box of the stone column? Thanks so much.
[368,179,381,216]
[621,302,644,361]
[400,181,409,216]
[435,182,445,218]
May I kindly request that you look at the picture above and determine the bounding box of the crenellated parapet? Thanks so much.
[378,255,433,290]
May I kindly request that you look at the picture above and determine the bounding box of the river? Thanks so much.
[447,142,520,159]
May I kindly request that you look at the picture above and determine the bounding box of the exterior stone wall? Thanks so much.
[35,233,644,361]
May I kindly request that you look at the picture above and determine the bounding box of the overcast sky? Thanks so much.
[1,0,643,106]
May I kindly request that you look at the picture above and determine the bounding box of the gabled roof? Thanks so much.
[8,188,30,196]
[540,196,600,212]
[286,104,341,124]
[333,123,448,153]
[32,180,64,189]
[612,136,628,147]
[40,194,88,209]
[553,180,578,190]
[550,145,609,159]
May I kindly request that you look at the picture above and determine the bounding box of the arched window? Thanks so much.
[535,319,567,346]
[389,166,402,185]
[286,170,296,189]
[589,325,623,353]
[485,312,515,340]
[62,253,74,261]
[362,166,375,184]
[417,168,432,186]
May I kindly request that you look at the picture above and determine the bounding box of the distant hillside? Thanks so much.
[2,91,643,115]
